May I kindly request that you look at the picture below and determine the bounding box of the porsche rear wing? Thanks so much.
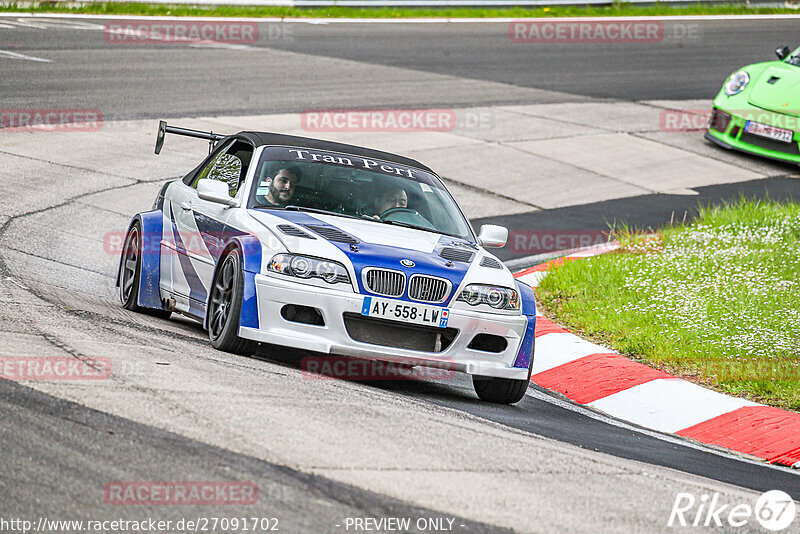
[154,120,227,155]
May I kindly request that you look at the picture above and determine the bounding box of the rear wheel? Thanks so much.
[208,249,256,355]
[119,222,171,319]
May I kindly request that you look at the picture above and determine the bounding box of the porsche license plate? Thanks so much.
[361,296,449,328]
[744,120,794,144]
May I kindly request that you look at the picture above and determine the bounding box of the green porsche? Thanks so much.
[706,45,800,166]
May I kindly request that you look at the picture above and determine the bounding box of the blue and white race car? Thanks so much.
[118,122,536,404]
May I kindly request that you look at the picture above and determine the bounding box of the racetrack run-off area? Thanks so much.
[516,243,800,469]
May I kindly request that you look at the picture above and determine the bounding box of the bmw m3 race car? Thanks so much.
[117,122,536,404]
[706,44,800,165]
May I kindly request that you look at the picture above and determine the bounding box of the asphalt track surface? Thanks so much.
[0,17,799,115]
[0,379,509,534]
[1,15,800,533]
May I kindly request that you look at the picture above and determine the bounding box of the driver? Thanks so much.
[260,167,300,207]
[367,186,408,219]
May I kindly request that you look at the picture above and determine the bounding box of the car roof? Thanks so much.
[235,131,435,174]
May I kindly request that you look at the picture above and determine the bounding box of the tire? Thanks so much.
[472,337,534,405]
[119,222,171,319]
[472,375,529,404]
[207,248,257,355]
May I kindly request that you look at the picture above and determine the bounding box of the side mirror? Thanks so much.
[197,179,237,207]
[776,46,792,61]
[478,224,508,248]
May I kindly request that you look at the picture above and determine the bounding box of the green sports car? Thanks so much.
[706,45,800,166]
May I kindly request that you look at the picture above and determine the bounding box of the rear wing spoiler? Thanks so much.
[155,120,227,155]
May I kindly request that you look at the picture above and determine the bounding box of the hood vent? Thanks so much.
[278,224,315,239]
[480,256,503,269]
[768,76,780,84]
[440,247,474,263]
[303,224,359,245]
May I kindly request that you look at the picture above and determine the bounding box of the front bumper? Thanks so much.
[240,273,531,380]
[706,102,800,166]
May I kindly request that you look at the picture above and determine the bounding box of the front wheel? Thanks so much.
[473,334,534,404]
[472,376,529,404]
[207,249,256,355]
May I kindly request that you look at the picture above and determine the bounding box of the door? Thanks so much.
[170,140,254,315]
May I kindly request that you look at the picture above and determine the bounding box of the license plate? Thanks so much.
[744,120,794,144]
[361,296,449,328]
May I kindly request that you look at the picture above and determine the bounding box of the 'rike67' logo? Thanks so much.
[668,490,796,530]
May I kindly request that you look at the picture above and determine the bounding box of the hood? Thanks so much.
[249,209,496,303]
[747,63,800,118]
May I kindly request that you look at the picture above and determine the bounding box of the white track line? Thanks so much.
[0,13,799,23]
[0,49,51,62]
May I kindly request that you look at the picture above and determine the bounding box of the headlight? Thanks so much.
[290,256,313,278]
[268,254,350,285]
[724,71,749,96]
[317,261,343,284]
[457,284,519,311]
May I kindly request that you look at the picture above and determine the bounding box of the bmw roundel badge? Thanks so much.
[400,259,415,268]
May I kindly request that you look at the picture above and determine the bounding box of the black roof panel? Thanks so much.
[238,131,435,174]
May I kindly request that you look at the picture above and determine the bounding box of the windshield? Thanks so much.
[788,46,800,67]
[248,146,474,241]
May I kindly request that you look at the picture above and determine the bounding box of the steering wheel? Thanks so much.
[379,207,436,231]
[379,207,422,220]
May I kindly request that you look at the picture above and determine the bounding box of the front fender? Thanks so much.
[204,235,262,331]
[512,281,537,375]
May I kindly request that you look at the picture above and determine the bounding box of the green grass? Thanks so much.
[0,2,798,18]
[536,199,800,412]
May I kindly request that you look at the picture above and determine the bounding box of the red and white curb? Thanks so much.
[514,243,800,469]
